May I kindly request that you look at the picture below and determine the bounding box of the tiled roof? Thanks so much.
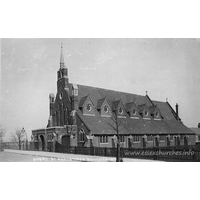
[148,105,157,114]
[79,95,88,108]
[75,84,152,108]
[96,98,106,109]
[112,100,121,110]
[138,104,147,113]
[125,102,134,112]
[78,110,194,135]
[190,128,200,135]
[152,100,176,120]
[69,83,192,135]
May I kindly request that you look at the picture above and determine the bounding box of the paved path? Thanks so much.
[2,149,160,162]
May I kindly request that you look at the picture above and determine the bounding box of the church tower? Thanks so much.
[57,44,69,92]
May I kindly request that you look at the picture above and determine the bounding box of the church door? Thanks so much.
[39,135,45,151]
[62,135,70,147]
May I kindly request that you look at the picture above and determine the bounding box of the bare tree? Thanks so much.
[0,124,6,151]
[107,109,124,162]
[10,128,26,150]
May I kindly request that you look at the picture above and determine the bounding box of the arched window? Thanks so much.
[59,92,63,100]
[104,105,109,113]
[155,111,159,117]
[79,129,85,142]
[119,107,123,114]
[144,110,148,116]
[86,103,92,112]
[132,110,136,115]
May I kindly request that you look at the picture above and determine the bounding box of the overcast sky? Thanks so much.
[1,38,200,140]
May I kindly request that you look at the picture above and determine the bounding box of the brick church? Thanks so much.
[32,45,195,151]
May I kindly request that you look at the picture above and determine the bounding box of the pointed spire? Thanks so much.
[60,43,66,69]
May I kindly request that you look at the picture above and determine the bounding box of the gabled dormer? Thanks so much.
[125,102,140,119]
[149,105,162,120]
[79,95,95,116]
[112,100,126,118]
[138,103,151,120]
[97,98,112,117]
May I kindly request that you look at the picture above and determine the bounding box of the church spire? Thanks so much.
[60,43,66,69]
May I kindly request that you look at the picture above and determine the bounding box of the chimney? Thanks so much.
[175,103,179,121]
[198,123,200,128]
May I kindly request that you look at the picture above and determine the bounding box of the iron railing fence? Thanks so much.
[55,144,200,162]
[1,142,200,161]
[1,142,32,151]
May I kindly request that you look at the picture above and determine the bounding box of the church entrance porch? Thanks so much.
[39,135,45,151]
[62,135,70,147]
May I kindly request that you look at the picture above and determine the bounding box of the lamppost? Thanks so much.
[21,127,28,150]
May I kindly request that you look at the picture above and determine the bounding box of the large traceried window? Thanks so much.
[79,129,85,142]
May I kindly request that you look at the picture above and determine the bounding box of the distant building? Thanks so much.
[32,45,195,151]
[190,123,200,143]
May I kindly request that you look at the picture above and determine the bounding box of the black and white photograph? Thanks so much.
[1,38,200,162]
[1,1,200,200]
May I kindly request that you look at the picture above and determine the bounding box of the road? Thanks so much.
[1,149,160,162]
[0,151,74,162]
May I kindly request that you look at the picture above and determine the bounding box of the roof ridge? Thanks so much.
[166,101,179,121]
[146,95,154,106]
[76,83,145,97]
